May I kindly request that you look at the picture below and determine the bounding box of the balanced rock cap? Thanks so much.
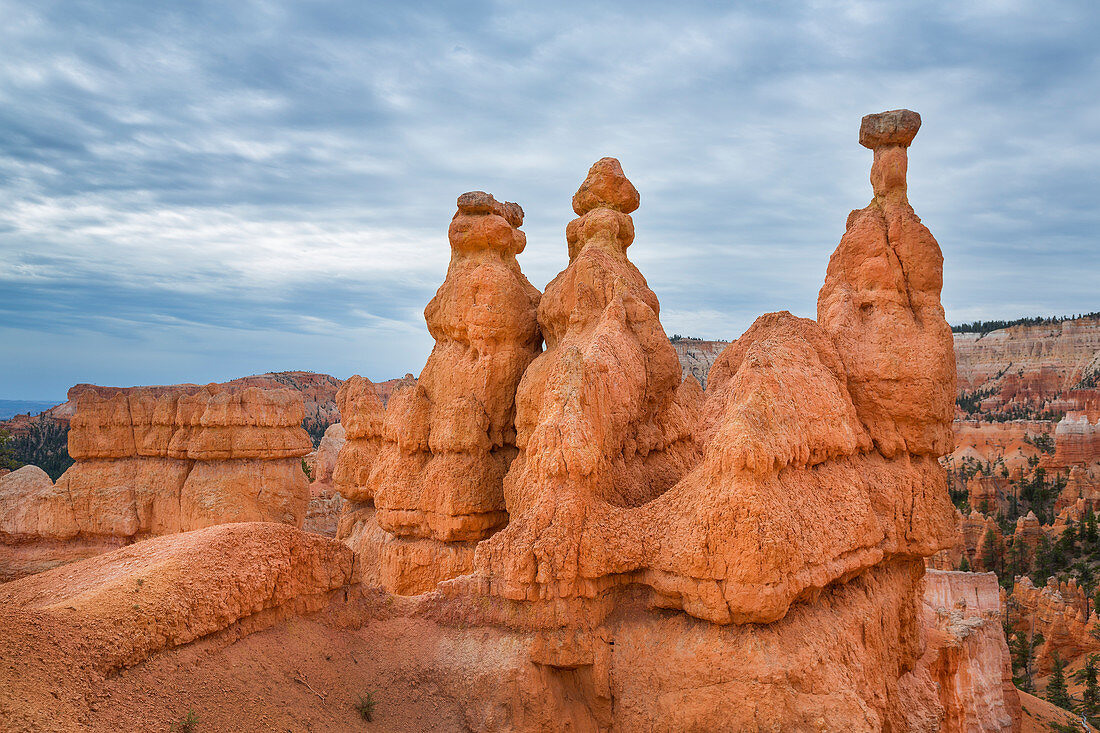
[859,109,921,149]
[456,191,524,227]
[571,157,640,216]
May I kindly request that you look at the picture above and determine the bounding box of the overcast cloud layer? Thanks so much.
[1,0,1098,400]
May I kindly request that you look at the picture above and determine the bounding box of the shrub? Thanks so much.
[171,709,199,732]
[355,692,376,722]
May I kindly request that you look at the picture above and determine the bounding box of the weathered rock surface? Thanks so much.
[1007,575,1098,674]
[0,465,78,542]
[467,115,954,641]
[0,522,353,731]
[955,317,1100,420]
[945,421,1049,475]
[921,570,1021,733]
[303,422,347,536]
[0,385,313,580]
[671,337,728,388]
[331,377,383,503]
[1054,410,1100,467]
[929,510,1004,572]
[336,191,542,594]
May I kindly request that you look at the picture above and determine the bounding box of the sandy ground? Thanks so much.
[83,614,467,733]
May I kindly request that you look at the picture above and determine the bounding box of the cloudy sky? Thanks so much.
[1,0,1098,400]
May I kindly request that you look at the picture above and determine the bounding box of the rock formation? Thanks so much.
[331,377,383,503]
[921,570,1021,733]
[337,191,542,594]
[1011,511,1044,562]
[305,422,346,489]
[448,112,957,724]
[1007,575,1098,674]
[935,511,1004,572]
[2,110,995,732]
[955,316,1100,420]
[0,522,353,731]
[1054,410,1100,466]
[0,384,312,580]
[1054,465,1100,514]
[303,422,347,536]
[670,337,728,388]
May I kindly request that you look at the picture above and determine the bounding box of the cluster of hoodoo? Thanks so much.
[328,111,982,728]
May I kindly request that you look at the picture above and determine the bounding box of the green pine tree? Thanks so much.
[1035,535,1055,586]
[1073,653,1100,722]
[0,429,22,472]
[1075,562,1096,620]
[981,527,1000,574]
[1011,629,1044,692]
[1047,653,1073,711]
[959,554,971,572]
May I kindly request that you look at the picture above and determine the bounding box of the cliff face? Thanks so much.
[954,319,1100,410]
[671,338,727,388]
[0,385,313,581]
[921,571,1021,733]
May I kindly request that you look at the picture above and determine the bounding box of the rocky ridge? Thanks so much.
[0,384,313,581]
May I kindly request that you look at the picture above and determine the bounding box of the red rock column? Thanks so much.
[344,191,541,594]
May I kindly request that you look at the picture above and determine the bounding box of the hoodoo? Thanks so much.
[1,111,1010,732]
[336,190,542,594]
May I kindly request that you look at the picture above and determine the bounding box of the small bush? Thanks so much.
[355,692,376,722]
[301,459,313,481]
[171,709,199,732]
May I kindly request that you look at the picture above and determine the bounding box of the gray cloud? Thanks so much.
[1,0,1098,398]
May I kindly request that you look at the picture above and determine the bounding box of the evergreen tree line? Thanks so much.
[951,312,1100,335]
[2,421,72,481]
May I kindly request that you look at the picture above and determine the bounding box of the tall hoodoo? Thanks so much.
[456,115,959,727]
[473,157,701,603]
[340,191,541,594]
[330,375,383,502]
[818,109,956,458]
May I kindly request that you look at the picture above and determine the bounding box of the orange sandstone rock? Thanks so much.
[0,522,353,731]
[1008,575,1098,674]
[0,465,79,542]
[920,570,1021,733]
[339,191,541,594]
[819,109,955,458]
[307,422,346,490]
[331,376,383,502]
[470,115,953,631]
[471,156,702,613]
[0,384,312,580]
